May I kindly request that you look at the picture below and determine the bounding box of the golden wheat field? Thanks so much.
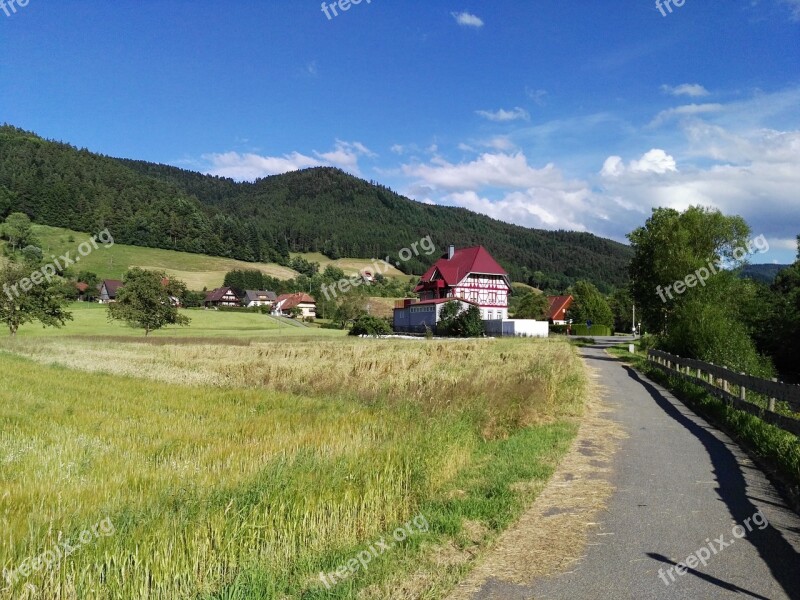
[0,336,587,600]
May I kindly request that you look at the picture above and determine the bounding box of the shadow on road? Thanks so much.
[624,366,800,598]
[646,552,771,599]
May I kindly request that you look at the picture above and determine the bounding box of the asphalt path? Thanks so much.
[472,337,800,600]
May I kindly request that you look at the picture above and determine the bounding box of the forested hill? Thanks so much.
[0,125,632,290]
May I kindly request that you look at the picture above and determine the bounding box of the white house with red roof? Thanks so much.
[393,245,514,333]
[414,245,511,320]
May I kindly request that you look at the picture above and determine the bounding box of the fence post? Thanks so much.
[769,378,777,413]
[723,379,730,394]
[739,374,746,402]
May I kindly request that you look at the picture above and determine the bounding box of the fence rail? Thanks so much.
[647,349,800,437]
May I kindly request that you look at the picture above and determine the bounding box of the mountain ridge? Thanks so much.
[0,125,632,291]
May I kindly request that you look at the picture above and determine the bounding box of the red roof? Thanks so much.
[415,246,508,292]
[275,292,316,310]
[75,282,90,293]
[547,295,574,321]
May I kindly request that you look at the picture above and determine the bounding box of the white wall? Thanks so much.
[485,319,549,338]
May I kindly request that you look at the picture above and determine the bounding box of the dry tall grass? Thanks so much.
[0,337,585,599]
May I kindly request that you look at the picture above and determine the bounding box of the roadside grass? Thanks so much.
[26,224,298,289]
[607,343,800,506]
[0,302,346,339]
[0,337,586,599]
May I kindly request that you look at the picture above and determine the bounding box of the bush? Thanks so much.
[438,302,485,337]
[550,324,569,335]
[571,324,611,336]
[349,315,392,337]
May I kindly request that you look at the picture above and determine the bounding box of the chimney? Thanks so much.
[448,245,455,260]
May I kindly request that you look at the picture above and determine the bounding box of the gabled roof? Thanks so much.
[205,287,239,302]
[244,290,277,303]
[547,295,574,321]
[415,246,508,292]
[101,279,124,297]
[274,292,316,310]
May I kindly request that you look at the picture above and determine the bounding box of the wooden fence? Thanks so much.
[647,349,800,436]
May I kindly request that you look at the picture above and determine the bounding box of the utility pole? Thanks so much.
[632,304,636,337]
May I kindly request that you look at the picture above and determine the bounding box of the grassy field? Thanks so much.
[291,252,412,280]
[0,333,587,600]
[0,302,347,340]
[26,225,299,289]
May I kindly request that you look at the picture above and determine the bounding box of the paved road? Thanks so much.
[473,337,800,600]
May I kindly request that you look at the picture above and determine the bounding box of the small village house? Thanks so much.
[204,287,242,308]
[98,279,123,304]
[547,295,574,325]
[272,293,316,319]
[243,290,277,308]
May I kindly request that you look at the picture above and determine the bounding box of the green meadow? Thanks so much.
[1,302,346,339]
[0,329,587,600]
[28,224,299,290]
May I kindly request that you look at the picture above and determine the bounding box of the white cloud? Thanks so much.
[600,156,625,178]
[526,88,548,105]
[650,103,724,127]
[476,107,530,122]
[601,149,677,177]
[661,83,710,98]
[630,149,678,174]
[451,11,484,27]
[204,140,374,180]
[203,151,321,180]
[315,140,376,174]
[403,152,563,191]
[402,151,597,231]
[484,136,517,151]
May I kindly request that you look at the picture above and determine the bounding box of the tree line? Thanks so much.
[0,125,632,291]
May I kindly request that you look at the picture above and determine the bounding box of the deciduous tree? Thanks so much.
[108,268,190,336]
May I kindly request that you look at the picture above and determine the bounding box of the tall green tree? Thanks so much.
[0,260,72,336]
[627,206,750,333]
[108,268,190,336]
[627,206,771,375]
[610,287,634,334]
[513,291,549,320]
[567,281,613,327]
[2,212,37,252]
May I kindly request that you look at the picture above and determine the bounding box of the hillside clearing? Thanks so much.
[28,224,299,289]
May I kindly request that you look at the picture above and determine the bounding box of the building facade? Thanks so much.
[413,245,511,320]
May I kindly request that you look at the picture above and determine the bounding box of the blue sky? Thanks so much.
[1,0,799,262]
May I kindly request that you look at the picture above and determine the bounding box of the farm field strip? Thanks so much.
[0,337,587,599]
